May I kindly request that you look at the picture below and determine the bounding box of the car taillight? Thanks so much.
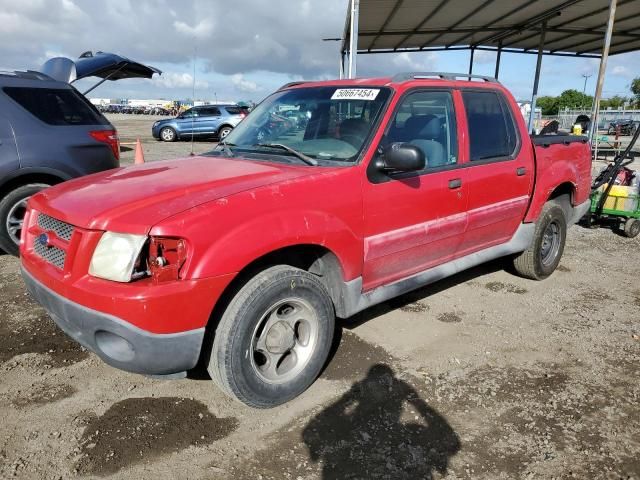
[90,129,120,162]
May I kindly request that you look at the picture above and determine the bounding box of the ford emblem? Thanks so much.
[37,233,50,248]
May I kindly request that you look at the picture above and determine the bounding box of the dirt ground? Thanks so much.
[0,115,639,480]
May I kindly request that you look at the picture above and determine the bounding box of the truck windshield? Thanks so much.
[218,86,391,163]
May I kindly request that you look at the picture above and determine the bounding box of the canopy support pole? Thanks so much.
[468,47,475,75]
[348,0,360,79]
[589,0,617,149]
[339,52,345,79]
[528,21,546,134]
[494,42,502,79]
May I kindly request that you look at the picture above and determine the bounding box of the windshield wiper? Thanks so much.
[254,143,318,166]
[218,140,236,156]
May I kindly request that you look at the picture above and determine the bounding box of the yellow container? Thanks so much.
[600,185,638,211]
[572,124,582,135]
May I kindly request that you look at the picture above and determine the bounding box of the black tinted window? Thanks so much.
[200,107,220,116]
[462,91,518,161]
[224,106,242,115]
[3,87,109,126]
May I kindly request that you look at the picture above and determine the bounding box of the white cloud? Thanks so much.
[611,65,633,79]
[173,18,214,39]
[153,72,208,90]
[231,74,259,93]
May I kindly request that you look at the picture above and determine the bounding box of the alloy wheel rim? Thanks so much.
[250,298,319,385]
[6,198,28,246]
[162,129,174,140]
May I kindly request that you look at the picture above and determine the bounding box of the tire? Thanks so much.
[0,183,50,256]
[160,127,177,142]
[218,125,233,140]
[512,201,567,280]
[623,218,640,238]
[208,265,335,408]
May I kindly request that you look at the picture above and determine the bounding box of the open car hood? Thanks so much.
[41,51,161,84]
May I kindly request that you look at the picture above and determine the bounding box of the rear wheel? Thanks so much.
[512,201,567,280]
[218,125,233,140]
[623,218,640,238]
[0,184,50,256]
[208,266,335,408]
[160,127,177,142]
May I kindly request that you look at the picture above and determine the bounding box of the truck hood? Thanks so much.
[31,156,317,234]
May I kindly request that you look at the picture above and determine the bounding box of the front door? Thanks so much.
[362,89,467,290]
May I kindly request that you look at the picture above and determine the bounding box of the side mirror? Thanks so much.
[376,143,425,172]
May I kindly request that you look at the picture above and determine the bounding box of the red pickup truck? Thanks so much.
[20,73,591,407]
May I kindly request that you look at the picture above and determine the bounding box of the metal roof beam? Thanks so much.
[502,0,635,48]
[392,0,448,50]
[420,0,497,49]
[368,0,405,51]
[445,0,534,47]
[576,34,640,54]
[471,0,581,47]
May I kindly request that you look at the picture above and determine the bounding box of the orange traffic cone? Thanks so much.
[134,139,145,165]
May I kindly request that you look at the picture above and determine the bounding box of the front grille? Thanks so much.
[33,241,66,269]
[37,213,74,241]
[33,213,75,270]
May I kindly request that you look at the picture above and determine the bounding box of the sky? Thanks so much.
[0,0,638,104]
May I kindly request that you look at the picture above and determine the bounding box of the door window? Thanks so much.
[462,91,518,161]
[201,107,221,117]
[385,91,458,169]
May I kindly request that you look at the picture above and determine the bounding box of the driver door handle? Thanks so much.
[448,178,462,189]
[516,167,527,176]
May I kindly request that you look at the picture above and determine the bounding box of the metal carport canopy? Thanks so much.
[340,0,640,138]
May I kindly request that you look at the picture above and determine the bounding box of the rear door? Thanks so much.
[0,115,19,177]
[456,89,534,256]
[362,89,467,290]
[198,107,222,134]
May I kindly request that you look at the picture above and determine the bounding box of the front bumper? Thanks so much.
[22,267,205,376]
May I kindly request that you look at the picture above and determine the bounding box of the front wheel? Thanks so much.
[208,266,335,408]
[512,201,567,280]
[0,183,50,256]
[160,127,177,142]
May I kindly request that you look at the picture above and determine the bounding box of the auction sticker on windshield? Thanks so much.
[331,88,380,101]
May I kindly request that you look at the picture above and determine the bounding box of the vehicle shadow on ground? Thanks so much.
[302,363,461,479]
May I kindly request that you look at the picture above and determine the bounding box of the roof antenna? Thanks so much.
[190,44,197,156]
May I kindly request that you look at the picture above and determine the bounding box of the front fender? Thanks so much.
[190,208,362,281]
[150,171,365,282]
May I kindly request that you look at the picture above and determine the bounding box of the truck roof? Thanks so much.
[280,72,501,91]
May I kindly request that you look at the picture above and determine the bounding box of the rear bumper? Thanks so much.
[22,267,204,376]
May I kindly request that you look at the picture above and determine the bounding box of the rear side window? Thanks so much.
[3,87,109,126]
[224,106,242,115]
[201,107,221,116]
[462,91,518,161]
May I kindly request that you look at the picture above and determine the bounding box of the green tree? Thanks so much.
[631,77,640,107]
[600,95,627,110]
[557,89,593,110]
[537,96,559,115]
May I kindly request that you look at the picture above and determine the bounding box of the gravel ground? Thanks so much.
[0,115,638,479]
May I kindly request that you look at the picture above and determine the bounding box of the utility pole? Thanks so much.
[582,73,592,94]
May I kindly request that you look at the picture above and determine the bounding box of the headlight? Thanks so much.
[89,232,147,282]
